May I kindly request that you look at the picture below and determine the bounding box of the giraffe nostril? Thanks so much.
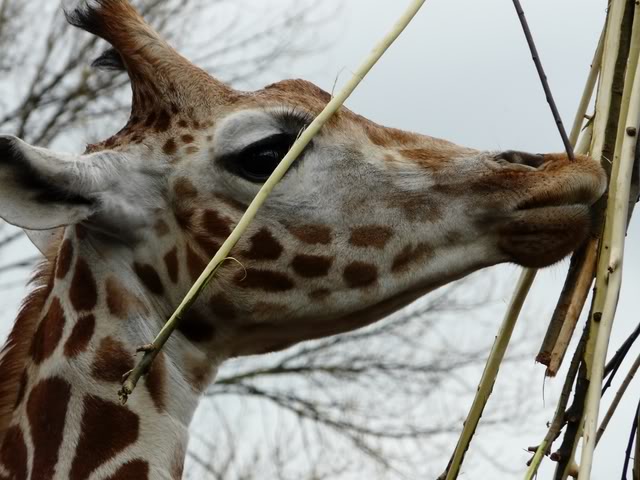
[494,150,545,169]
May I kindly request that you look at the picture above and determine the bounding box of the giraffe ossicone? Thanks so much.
[0,1,606,478]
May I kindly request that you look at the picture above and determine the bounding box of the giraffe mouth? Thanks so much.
[498,204,594,267]
[515,184,600,212]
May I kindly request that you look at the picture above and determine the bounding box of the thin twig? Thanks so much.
[622,399,640,480]
[603,321,640,395]
[118,0,429,403]
[596,349,640,444]
[512,0,575,160]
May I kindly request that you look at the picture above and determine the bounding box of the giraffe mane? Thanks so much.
[0,241,58,444]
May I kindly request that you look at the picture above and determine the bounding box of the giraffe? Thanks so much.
[0,1,606,479]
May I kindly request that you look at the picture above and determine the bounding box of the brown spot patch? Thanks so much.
[181,134,195,144]
[164,247,179,283]
[30,297,65,364]
[185,146,199,155]
[390,196,443,223]
[133,262,164,295]
[178,119,188,128]
[163,138,177,155]
[154,109,172,132]
[27,377,71,480]
[106,277,134,319]
[75,224,88,239]
[64,314,96,358]
[144,111,158,128]
[91,337,134,383]
[174,206,195,230]
[106,460,149,480]
[154,219,170,236]
[185,357,211,391]
[69,258,98,312]
[309,288,331,301]
[193,233,220,258]
[343,262,378,288]
[288,224,332,245]
[171,442,186,480]
[55,239,74,279]
[178,309,216,343]
[349,226,393,249]
[209,294,237,320]
[145,351,166,412]
[70,396,139,480]
[202,210,232,238]
[291,254,333,278]
[186,245,207,283]
[235,269,295,292]
[173,178,198,199]
[243,228,283,260]
[0,426,27,480]
[391,242,433,273]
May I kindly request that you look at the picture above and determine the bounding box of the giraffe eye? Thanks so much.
[235,133,295,183]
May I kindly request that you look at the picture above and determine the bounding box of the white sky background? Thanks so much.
[0,0,638,478]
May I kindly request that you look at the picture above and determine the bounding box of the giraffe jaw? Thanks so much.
[498,204,594,268]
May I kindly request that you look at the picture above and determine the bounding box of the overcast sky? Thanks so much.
[0,1,637,479]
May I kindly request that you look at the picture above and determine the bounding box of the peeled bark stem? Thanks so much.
[537,238,598,376]
[552,2,637,478]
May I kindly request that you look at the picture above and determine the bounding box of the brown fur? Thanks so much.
[70,396,139,480]
[105,459,149,480]
[349,226,393,249]
[0,425,27,480]
[343,262,378,288]
[27,377,72,480]
[69,259,98,312]
[0,243,56,444]
[63,315,96,358]
[242,228,283,260]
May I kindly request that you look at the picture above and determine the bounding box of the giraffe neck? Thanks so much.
[0,228,218,479]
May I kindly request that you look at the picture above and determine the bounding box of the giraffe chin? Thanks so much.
[497,204,592,268]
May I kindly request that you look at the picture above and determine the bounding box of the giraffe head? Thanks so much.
[0,0,606,359]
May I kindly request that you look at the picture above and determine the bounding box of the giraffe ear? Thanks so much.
[0,135,98,230]
[24,228,64,256]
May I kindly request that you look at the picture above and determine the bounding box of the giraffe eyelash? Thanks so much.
[270,106,314,137]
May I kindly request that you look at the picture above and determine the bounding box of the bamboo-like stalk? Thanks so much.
[440,269,536,480]
[554,2,630,477]
[117,0,428,403]
[577,25,640,478]
[590,0,628,164]
[569,27,605,147]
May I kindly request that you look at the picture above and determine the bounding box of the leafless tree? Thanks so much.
[0,2,534,479]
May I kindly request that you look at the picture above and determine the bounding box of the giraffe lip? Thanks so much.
[499,205,592,267]
[516,185,601,211]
